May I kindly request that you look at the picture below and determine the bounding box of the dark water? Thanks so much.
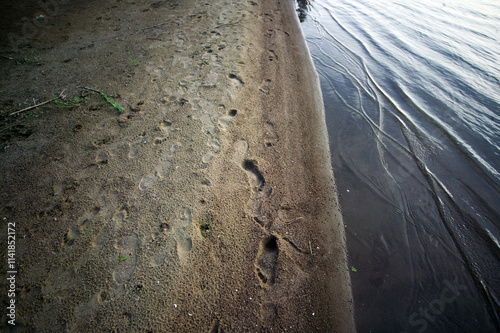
[299,0,500,331]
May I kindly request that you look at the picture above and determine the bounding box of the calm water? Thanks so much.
[299,0,500,331]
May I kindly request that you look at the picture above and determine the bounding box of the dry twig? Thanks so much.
[9,90,66,116]
[80,86,103,94]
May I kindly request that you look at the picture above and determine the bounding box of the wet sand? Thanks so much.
[0,0,354,331]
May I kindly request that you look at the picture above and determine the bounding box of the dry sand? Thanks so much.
[0,0,355,331]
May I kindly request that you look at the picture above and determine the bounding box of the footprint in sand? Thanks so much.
[95,150,109,164]
[197,114,216,134]
[173,209,193,264]
[202,152,216,163]
[263,121,279,147]
[228,73,244,88]
[218,109,238,130]
[61,206,101,250]
[139,161,172,190]
[80,206,101,226]
[177,237,193,264]
[153,137,167,145]
[202,136,222,164]
[149,238,177,267]
[111,206,128,232]
[157,120,172,136]
[112,233,138,285]
[255,235,279,288]
[241,159,265,192]
[232,140,248,163]
[241,158,272,220]
[208,136,221,152]
[127,143,140,159]
[53,177,78,196]
[169,141,180,157]
[61,225,81,251]
[267,49,278,62]
[147,225,177,267]
[259,79,272,95]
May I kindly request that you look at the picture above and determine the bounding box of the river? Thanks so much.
[299,0,500,331]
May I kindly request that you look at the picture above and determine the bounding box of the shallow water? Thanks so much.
[300,0,500,331]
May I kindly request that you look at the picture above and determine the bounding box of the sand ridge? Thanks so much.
[0,0,354,331]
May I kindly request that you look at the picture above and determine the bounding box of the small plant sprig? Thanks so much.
[130,58,138,66]
[101,92,125,113]
[53,94,87,107]
[80,86,124,114]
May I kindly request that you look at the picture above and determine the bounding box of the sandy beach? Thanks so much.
[0,0,354,331]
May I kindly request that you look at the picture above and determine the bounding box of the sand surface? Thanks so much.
[0,0,355,331]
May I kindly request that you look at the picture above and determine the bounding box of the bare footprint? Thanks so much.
[158,120,172,136]
[128,143,140,159]
[196,114,216,134]
[241,159,265,192]
[268,49,278,61]
[173,209,193,264]
[177,237,193,264]
[218,109,238,130]
[53,177,78,196]
[232,139,248,163]
[95,150,109,164]
[208,136,221,153]
[203,152,216,163]
[228,73,244,88]
[113,233,138,285]
[139,161,172,190]
[259,79,272,95]
[149,241,176,267]
[78,206,101,232]
[61,225,81,251]
[255,235,279,288]
[264,121,279,147]
[153,137,167,145]
[111,206,128,232]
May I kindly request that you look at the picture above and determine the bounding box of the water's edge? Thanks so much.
[299,0,500,331]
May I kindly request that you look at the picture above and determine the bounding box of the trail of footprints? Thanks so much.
[240,124,309,294]
[240,158,278,289]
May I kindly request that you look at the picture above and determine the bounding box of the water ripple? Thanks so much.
[302,0,500,331]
